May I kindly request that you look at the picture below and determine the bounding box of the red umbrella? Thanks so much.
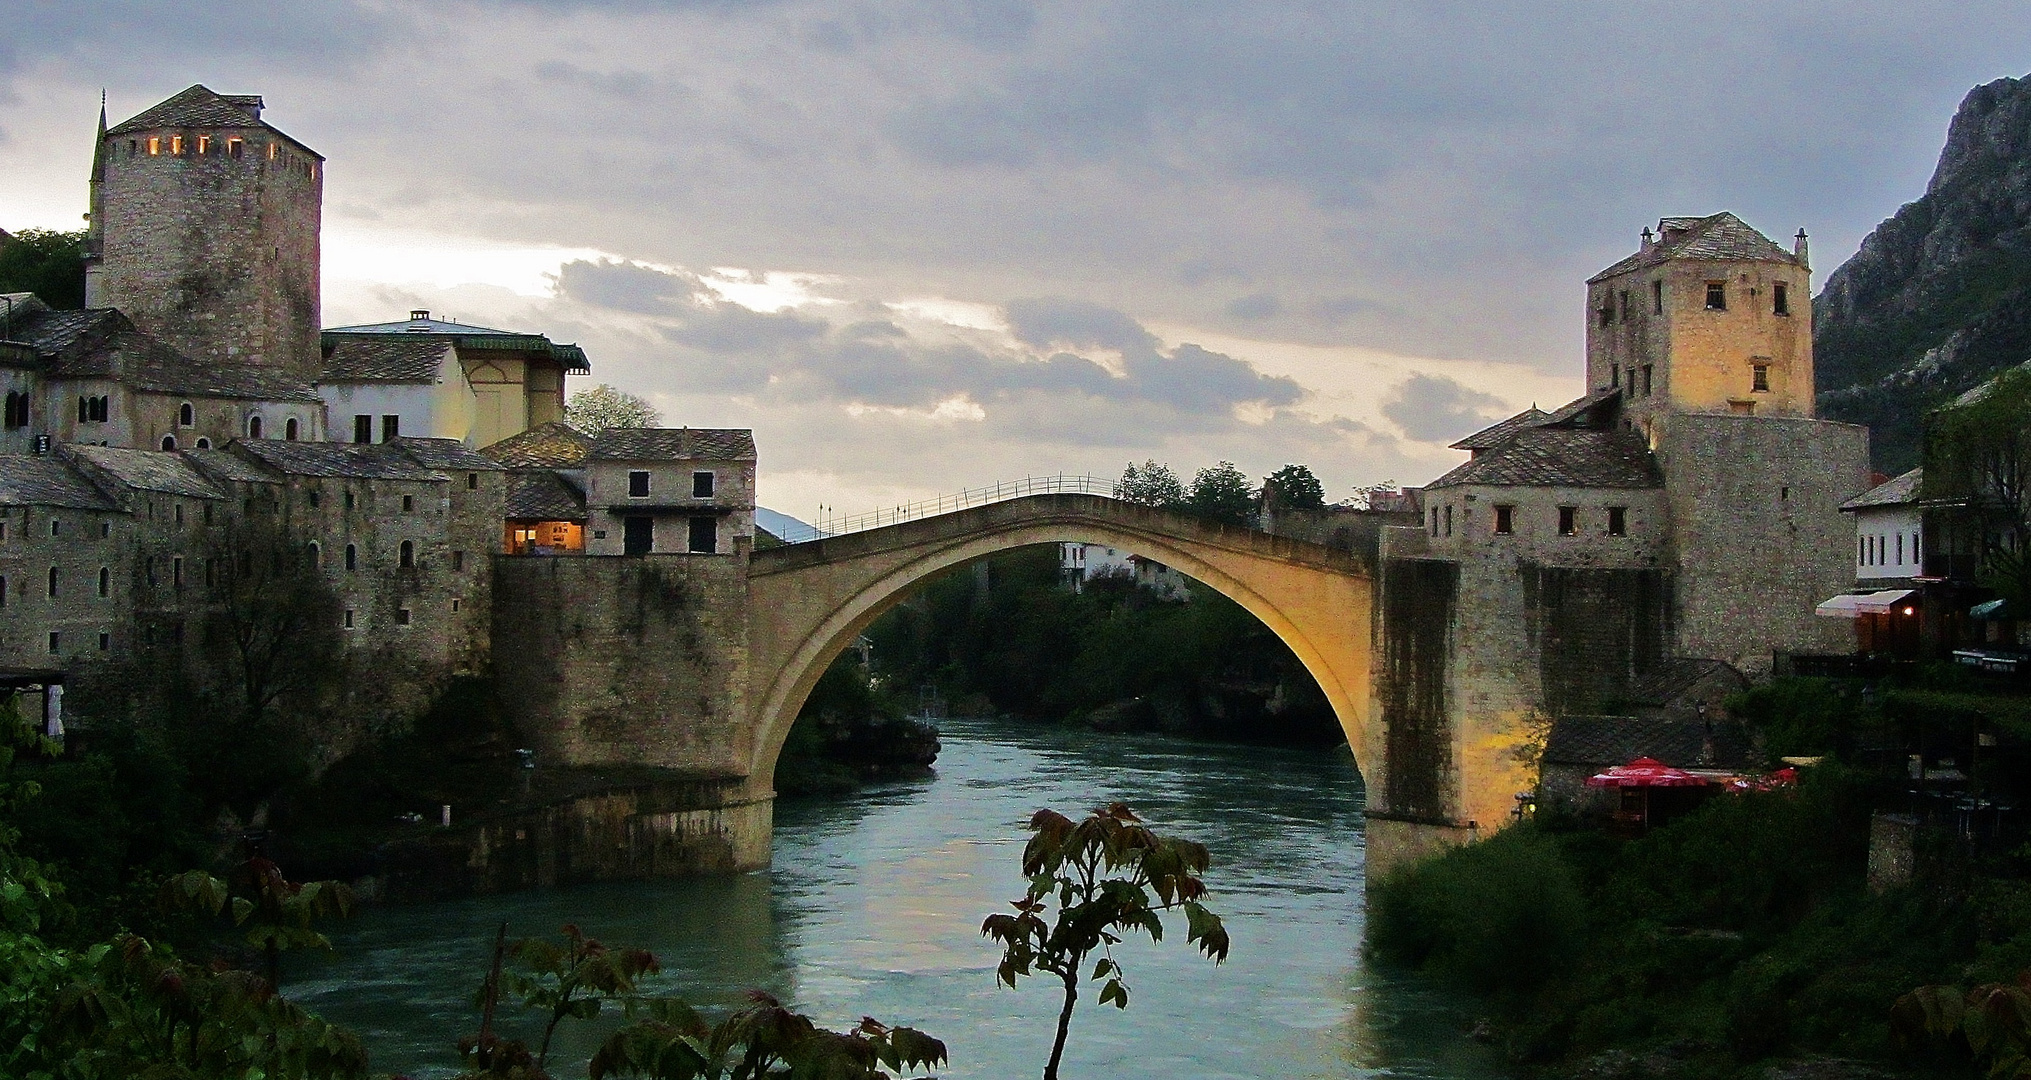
[1585,757,1711,789]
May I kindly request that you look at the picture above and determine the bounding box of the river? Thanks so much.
[289,718,1509,1079]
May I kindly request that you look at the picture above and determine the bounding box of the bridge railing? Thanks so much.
[773,474,1123,543]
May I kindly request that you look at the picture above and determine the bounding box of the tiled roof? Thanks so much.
[588,427,757,462]
[507,470,588,521]
[65,446,225,500]
[1543,715,1756,771]
[1451,408,1548,450]
[0,455,122,510]
[322,318,591,373]
[1842,467,1924,511]
[479,422,593,468]
[183,448,283,484]
[2,304,122,369]
[1537,388,1622,428]
[10,305,319,402]
[321,337,450,382]
[230,440,445,482]
[390,437,502,472]
[1588,212,1802,284]
[1624,658,1749,709]
[1428,427,1661,489]
[106,85,272,137]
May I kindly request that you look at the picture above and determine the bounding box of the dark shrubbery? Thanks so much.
[1367,826,1587,996]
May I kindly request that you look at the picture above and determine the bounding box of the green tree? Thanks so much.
[1260,464,1326,511]
[567,384,662,434]
[1115,460,1186,509]
[590,993,946,1079]
[505,924,665,1070]
[0,227,87,310]
[1925,366,2031,609]
[161,860,358,992]
[981,803,1229,1080]
[1186,461,1256,527]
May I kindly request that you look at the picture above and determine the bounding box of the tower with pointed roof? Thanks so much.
[1586,213,1813,442]
[87,85,322,383]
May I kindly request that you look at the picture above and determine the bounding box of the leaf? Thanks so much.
[1098,979,1128,1009]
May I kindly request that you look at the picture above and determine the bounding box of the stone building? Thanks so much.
[1366,213,1872,868]
[581,429,757,558]
[481,421,594,555]
[88,86,323,383]
[320,312,589,448]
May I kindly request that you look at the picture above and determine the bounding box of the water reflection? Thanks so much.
[291,719,1506,1079]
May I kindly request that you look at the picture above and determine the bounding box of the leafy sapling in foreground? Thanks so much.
[981,803,1230,1080]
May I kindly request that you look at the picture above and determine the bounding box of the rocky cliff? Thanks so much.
[1816,73,2031,470]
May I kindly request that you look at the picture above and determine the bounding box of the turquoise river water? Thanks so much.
[289,718,1509,1079]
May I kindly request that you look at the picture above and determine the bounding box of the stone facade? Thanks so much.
[1587,214,1815,439]
[90,87,323,383]
[581,429,757,558]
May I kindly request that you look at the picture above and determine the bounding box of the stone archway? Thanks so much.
[745,495,1378,798]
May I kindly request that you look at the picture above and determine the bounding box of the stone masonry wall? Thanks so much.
[493,553,753,776]
[95,125,321,381]
[1659,414,1871,672]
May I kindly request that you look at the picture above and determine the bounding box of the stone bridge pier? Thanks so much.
[489,494,1487,889]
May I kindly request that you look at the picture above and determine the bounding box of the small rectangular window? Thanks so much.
[1610,363,1619,388]
[1429,508,1438,536]
[688,516,718,553]
[381,414,400,442]
[467,472,479,490]
[196,134,211,155]
[629,471,651,498]
[172,557,183,590]
[48,632,59,654]
[170,134,183,155]
[147,136,160,155]
[98,632,109,652]
[1558,506,1578,536]
[1641,365,1654,396]
[1752,364,1770,392]
[1443,505,1453,537]
[452,550,464,571]
[692,471,715,498]
[1493,505,1514,535]
[402,494,414,512]
[452,598,461,613]
[354,414,372,444]
[344,609,355,630]
[1652,280,1664,313]
[1774,283,1789,316]
[1608,507,1627,536]
[1599,303,1613,327]
[228,137,244,159]
[1618,290,1629,322]
[396,608,412,626]
[1705,281,1727,310]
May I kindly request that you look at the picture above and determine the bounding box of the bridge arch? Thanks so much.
[744,495,1378,792]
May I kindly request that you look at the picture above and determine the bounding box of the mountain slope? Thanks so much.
[1815,73,2031,470]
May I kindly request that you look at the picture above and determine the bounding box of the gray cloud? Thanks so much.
[1225,292,1279,320]
[1381,373,1510,444]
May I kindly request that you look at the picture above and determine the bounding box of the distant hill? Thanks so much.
[1815,73,2031,471]
[756,506,820,544]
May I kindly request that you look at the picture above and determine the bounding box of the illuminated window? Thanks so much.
[228,137,243,159]
[170,134,183,155]
[268,142,278,161]
[196,134,211,155]
[147,136,160,155]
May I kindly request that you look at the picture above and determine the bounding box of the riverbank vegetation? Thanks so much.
[1370,669,2031,1079]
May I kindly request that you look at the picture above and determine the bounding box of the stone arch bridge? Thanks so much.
[490,494,1466,890]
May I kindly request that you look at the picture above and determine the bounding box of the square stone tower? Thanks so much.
[86,86,322,383]
[1585,213,1813,442]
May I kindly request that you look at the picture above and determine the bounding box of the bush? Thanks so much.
[1367,825,1588,995]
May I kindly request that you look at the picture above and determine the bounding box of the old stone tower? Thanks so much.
[85,85,323,382]
[1586,212,1815,440]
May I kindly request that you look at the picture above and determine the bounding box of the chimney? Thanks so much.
[407,309,431,330]
[1641,227,1654,252]
[1794,229,1809,266]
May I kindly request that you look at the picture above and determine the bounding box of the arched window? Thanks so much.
[399,540,414,568]
[160,435,176,451]
[195,438,211,449]
[247,415,262,439]
[285,417,299,441]
[307,541,321,567]
[345,544,357,571]
[179,402,194,427]
[78,396,89,422]
[47,567,58,598]
[98,566,109,597]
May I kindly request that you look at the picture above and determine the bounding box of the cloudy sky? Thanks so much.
[4,2,2027,519]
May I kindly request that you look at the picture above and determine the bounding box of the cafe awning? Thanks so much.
[1585,758,1712,789]
[1971,598,2014,620]
[1815,589,1916,618]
